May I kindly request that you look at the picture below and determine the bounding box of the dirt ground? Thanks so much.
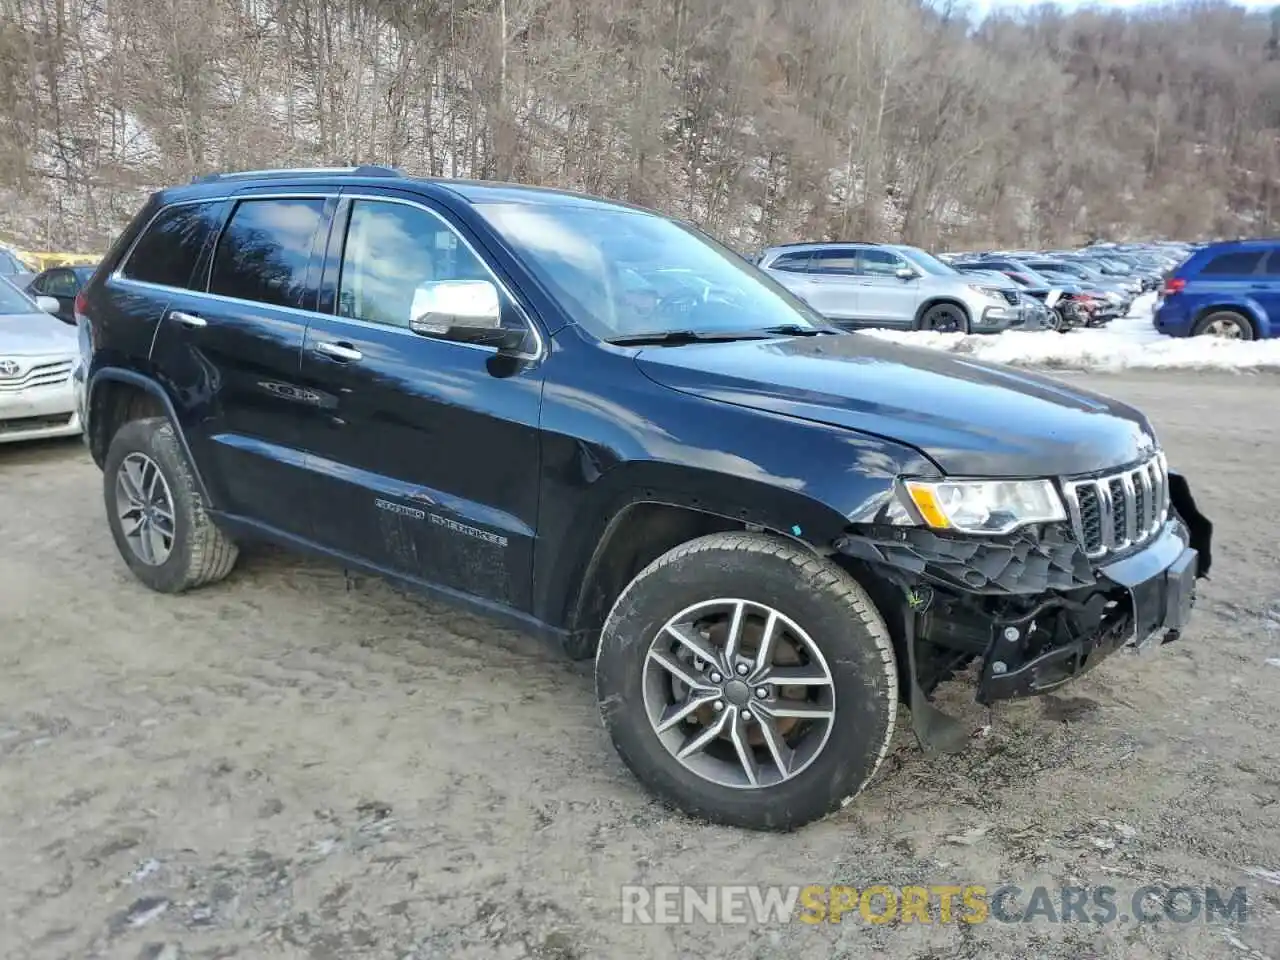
[1,370,1278,960]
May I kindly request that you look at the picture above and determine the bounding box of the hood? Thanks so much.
[0,312,78,356]
[635,334,1158,477]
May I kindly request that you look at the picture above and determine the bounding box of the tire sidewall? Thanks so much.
[103,418,201,593]
[1193,311,1254,340]
[920,304,970,334]
[596,538,896,830]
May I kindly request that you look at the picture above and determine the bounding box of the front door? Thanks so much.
[296,193,545,611]
[855,249,921,327]
[147,193,335,537]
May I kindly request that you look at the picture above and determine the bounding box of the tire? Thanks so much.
[595,532,898,831]
[1191,310,1254,341]
[917,303,970,334]
[103,416,238,593]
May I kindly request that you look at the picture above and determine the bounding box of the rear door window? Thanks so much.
[209,197,328,310]
[120,201,224,289]
[808,249,860,275]
[1257,250,1280,277]
[1199,251,1265,276]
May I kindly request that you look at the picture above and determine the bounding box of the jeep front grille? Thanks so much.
[1063,453,1168,559]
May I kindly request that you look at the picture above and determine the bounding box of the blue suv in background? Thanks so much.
[1154,239,1280,340]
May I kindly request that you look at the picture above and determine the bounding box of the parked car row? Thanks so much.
[937,241,1197,333]
[754,242,1051,334]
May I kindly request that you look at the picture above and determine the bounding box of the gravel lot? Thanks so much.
[2,371,1278,960]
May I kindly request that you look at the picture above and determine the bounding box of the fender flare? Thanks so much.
[87,367,214,505]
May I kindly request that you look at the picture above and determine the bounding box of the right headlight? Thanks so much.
[897,478,1067,535]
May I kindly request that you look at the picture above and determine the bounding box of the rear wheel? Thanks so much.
[595,533,898,831]
[1192,311,1254,340]
[103,417,238,593]
[918,303,970,334]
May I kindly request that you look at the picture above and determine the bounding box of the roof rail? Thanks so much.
[190,165,400,184]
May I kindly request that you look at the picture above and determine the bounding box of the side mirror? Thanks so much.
[35,295,60,315]
[895,267,917,281]
[409,280,526,352]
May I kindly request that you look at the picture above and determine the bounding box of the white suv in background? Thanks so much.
[757,242,1034,333]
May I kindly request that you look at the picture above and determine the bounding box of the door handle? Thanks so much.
[169,310,207,328]
[315,341,363,362]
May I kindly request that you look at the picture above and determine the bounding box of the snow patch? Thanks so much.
[859,294,1280,373]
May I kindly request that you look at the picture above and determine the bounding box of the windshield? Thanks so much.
[0,278,39,315]
[894,246,957,276]
[475,202,824,340]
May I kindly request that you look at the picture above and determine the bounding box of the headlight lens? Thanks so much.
[901,478,1067,534]
[967,284,1007,301]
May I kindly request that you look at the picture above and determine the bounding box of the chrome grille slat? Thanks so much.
[0,360,73,392]
[1064,453,1167,559]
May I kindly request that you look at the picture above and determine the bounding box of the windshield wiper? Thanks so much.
[759,324,831,336]
[607,330,773,346]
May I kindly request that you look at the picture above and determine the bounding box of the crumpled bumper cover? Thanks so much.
[833,523,1094,596]
[976,520,1199,703]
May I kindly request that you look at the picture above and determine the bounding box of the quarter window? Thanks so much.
[209,198,327,310]
[769,252,812,273]
[337,200,515,330]
[121,201,223,289]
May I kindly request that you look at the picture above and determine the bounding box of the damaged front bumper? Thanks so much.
[833,469,1213,750]
[975,519,1199,703]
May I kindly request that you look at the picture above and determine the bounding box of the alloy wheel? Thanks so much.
[642,598,836,789]
[115,452,177,566]
[1202,317,1245,339]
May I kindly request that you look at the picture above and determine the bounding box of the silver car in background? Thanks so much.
[0,279,82,444]
[757,242,1025,333]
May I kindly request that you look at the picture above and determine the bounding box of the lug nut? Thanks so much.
[755,687,768,699]
[709,672,722,684]
[992,661,1008,675]
[713,700,724,711]
[736,663,750,676]
[741,711,753,722]
[1003,627,1020,642]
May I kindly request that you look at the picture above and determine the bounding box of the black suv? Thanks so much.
[75,167,1213,830]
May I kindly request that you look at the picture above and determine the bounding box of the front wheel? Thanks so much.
[595,533,899,831]
[917,303,970,333]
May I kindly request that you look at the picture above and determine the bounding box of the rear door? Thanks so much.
[147,192,336,536]
[293,190,546,610]
[799,248,863,323]
[855,248,919,326]
[1253,249,1280,327]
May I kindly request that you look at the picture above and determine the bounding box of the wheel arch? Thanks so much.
[560,499,819,659]
[88,368,212,503]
